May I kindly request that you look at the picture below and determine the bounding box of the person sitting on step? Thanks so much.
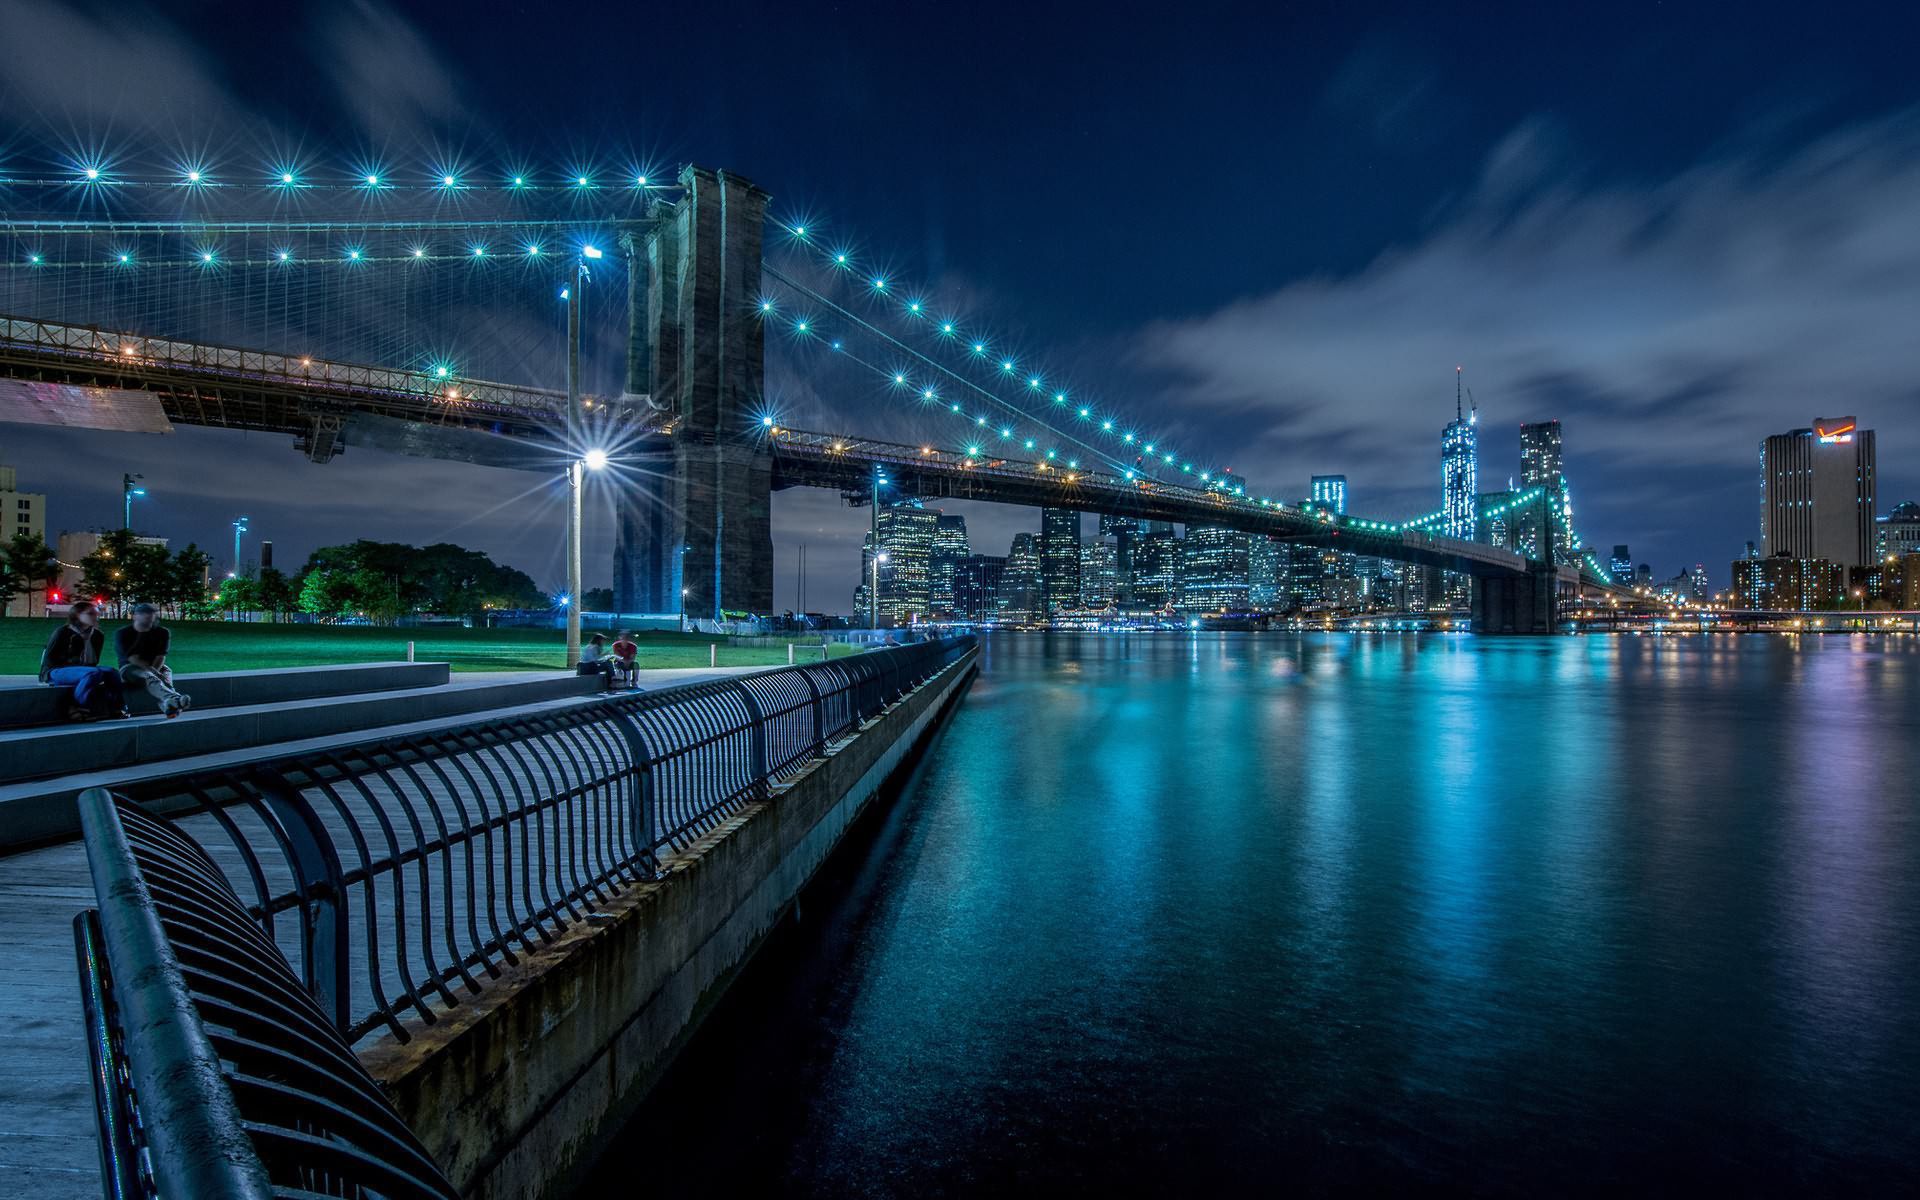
[577,633,615,682]
[116,603,193,718]
[610,630,640,688]
[38,600,128,721]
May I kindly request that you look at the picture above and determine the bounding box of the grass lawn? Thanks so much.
[0,619,862,675]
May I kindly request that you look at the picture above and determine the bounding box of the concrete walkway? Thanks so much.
[0,663,769,1199]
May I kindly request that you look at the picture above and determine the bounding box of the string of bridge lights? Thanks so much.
[754,282,1429,535]
[763,219,1595,551]
[7,243,607,269]
[765,216,1234,491]
[0,160,677,195]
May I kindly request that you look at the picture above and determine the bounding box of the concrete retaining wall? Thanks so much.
[360,647,979,1199]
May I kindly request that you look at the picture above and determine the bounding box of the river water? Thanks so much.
[584,632,1920,1196]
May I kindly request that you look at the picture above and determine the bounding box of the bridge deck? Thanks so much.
[769,427,1614,586]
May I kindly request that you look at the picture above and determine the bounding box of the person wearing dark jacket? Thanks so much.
[38,600,127,720]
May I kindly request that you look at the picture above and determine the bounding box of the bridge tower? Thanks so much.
[614,166,775,620]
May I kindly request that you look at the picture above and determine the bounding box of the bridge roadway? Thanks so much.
[0,314,657,463]
[769,426,1602,588]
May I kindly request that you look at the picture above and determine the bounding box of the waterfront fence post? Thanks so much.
[251,767,351,1031]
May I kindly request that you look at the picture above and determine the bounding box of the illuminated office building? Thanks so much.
[1039,508,1082,616]
[928,513,969,618]
[1130,528,1182,611]
[999,533,1041,623]
[1080,537,1119,610]
[953,554,1005,620]
[1181,525,1251,611]
[1310,475,1347,515]
[852,502,938,626]
[1760,416,1877,568]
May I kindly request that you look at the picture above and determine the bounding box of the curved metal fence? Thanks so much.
[74,788,459,1200]
[112,635,974,1045]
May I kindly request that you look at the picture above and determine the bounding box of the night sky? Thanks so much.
[3,0,1917,609]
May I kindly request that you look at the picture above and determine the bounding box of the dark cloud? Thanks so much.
[1137,105,1920,572]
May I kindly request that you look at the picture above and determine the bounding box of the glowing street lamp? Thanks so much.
[231,516,250,575]
[872,552,890,630]
[122,473,146,530]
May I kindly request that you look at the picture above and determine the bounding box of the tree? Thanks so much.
[256,566,296,620]
[217,574,260,614]
[2,532,59,616]
[170,544,213,612]
[582,587,615,612]
[298,568,356,619]
[78,529,138,612]
[296,539,545,620]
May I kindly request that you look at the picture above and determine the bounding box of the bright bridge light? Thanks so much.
[582,245,603,259]
[583,449,609,471]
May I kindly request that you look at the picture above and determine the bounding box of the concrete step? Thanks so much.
[0,672,601,784]
[0,675,610,852]
[0,661,451,728]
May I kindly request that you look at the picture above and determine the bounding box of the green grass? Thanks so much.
[0,618,862,675]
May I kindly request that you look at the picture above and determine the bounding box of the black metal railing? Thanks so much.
[110,636,975,1046]
[73,787,459,1200]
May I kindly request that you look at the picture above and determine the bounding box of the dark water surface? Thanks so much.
[583,633,1920,1196]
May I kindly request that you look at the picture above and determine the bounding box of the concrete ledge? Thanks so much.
[361,648,979,1200]
[0,660,452,728]
[0,672,605,845]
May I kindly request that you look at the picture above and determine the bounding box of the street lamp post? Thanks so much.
[869,464,891,629]
[122,474,145,530]
[231,516,249,575]
[563,245,602,667]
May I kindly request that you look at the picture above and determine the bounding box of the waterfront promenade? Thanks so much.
[0,664,768,1199]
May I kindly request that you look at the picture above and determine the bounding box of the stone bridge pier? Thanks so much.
[1470,567,1560,634]
[614,166,775,619]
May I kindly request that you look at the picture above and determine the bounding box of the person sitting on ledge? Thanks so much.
[577,633,614,681]
[117,603,193,718]
[610,629,639,688]
[38,600,127,721]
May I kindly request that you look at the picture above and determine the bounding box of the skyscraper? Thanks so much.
[1879,501,1920,560]
[1248,536,1284,611]
[1310,475,1348,515]
[1039,508,1082,616]
[1610,545,1632,582]
[1761,416,1877,568]
[853,502,939,626]
[999,533,1042,623]
[1519,420,1563,489]
[953,554,1006,620]
[1441,371,1478,607]
[1099,514,1141,608]
[1442,374,1478,539]
[1130,528,1181,611]
[928,513,969,618]
[1080,537,1119,610]
[1181,525,1251,611]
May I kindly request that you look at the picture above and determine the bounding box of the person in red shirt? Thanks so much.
[610,630,639,688]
